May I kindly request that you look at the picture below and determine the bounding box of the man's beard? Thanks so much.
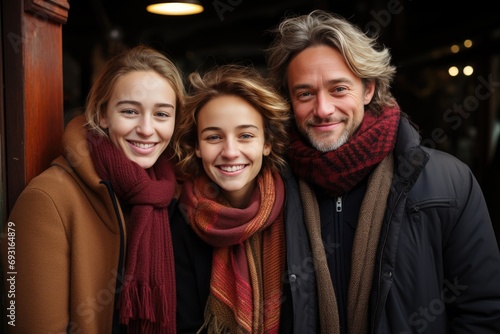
[300,117,353,152]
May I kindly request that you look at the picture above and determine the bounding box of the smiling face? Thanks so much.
[99,70,176,169]
[195,95,271,208]
[287,45,375,152]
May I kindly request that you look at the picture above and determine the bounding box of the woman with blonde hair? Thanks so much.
[2,44,185,333]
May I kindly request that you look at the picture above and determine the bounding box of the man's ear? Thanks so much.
[363,80,376,105]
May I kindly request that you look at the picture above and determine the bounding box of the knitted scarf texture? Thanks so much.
[179,168,286,334]
[287,106,400,197]
[288,106,400,333]
[89,132,177,334]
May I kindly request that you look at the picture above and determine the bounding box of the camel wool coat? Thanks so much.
[1,115,127,333]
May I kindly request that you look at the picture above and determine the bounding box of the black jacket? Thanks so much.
[372,116,500,333]
[284,116,500,333]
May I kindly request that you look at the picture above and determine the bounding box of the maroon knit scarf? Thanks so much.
[88,132,177,334]
[287,106,400,196]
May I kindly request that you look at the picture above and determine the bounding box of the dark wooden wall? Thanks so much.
[2,0,69,216]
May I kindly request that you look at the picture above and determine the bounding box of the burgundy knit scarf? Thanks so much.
[287,106,400,196]
[88,132,177,334]
[179,168,286,334]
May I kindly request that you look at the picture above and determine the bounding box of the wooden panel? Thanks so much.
[0,0,6,226]
[3,0,68,213]
[24,0,70,24]
[3,0,26,214]
[24,15,64,184]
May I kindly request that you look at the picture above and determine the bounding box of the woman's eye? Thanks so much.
[240,133,254,139]
[156,111,170,118]
[206,135,221,141]
[121,109,137,115]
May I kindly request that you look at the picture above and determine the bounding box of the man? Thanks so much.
[266,10,500,334]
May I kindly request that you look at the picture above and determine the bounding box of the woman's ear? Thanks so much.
[195,145,201,158]
[263,143,271,156]
[99,115,109,129]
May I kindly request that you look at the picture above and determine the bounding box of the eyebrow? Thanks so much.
[200,124,259,134]
[115,100,175,109]
[290,77,355,92]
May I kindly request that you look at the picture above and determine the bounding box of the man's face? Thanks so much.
[287,45,375,152]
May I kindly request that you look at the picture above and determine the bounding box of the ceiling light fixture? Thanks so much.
[146,1,204,16]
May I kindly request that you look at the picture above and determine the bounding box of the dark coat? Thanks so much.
[370,116,500,333]
[286,116,500,333]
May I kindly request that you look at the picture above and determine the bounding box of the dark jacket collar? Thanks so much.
[393,115,430,189]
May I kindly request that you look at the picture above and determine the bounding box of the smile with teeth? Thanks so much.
[219,165,245,172]
[130,141,156,149]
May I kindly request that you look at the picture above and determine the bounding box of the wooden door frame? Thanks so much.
[2,0,69,216]
[0,1,5,225]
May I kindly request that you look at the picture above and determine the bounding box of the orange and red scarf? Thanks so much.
[180,167,286,334]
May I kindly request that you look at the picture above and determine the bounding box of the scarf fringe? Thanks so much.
[198,312,234,334]
[117,283,133,324]
[118,281,171,329]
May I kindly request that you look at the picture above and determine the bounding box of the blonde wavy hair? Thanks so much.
[84,44,185,137]
[266,9,397,115]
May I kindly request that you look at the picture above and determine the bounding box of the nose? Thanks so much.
[136,116,154,137]
[314,91,335,119]
[221,138,239,159]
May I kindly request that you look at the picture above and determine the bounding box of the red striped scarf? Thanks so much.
[180,168,285,333]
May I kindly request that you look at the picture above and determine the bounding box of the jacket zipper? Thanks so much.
[336,196,342,212]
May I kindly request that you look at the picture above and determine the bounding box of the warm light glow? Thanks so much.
[450,44,460,53]
[147,2,204,15]
[463,66,474,76]
[463,39,473,48]
[448,66,459,77]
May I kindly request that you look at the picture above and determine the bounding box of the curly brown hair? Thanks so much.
[173,64,290,180]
